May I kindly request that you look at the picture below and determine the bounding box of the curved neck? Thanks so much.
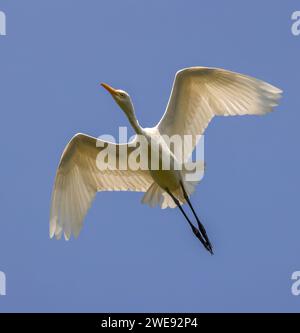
[127,112,143,135]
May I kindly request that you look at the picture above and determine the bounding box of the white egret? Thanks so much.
[49,67,282,253]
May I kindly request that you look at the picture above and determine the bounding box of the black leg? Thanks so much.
[180,181,213,254]
[166,188,212,254]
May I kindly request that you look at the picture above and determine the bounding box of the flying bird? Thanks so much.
[49,67,282,253]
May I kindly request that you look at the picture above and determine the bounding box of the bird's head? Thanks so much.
[101,83,134,117]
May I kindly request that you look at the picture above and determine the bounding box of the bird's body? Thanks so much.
[50,67,282,253]
[142,127,182,191]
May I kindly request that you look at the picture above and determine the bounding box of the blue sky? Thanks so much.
[0,0,300,312]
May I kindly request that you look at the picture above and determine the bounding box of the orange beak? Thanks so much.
[101,83,118,96]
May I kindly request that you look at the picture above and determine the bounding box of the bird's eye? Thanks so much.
[119,93,125,98]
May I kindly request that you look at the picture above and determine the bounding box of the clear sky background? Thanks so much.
[0,0,299,312]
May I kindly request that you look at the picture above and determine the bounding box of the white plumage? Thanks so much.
[50,67,282,245]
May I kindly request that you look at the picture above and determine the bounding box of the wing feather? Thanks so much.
[50,133,152,240]
[157,67,282,159]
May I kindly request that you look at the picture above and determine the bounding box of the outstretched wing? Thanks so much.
[50,133,152,240]
[156,67,282,159]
